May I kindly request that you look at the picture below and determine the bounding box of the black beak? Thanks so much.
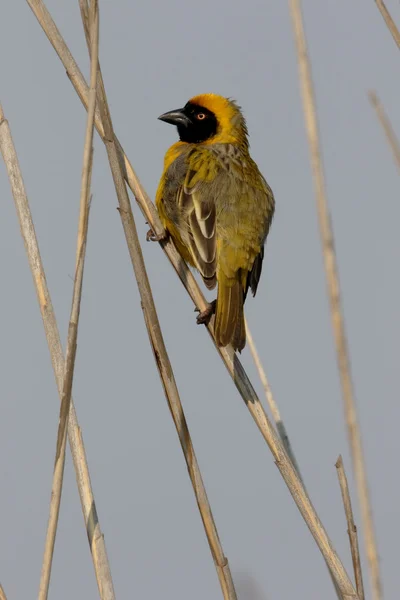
[158,109,191,127]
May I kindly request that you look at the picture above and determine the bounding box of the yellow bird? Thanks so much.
[152,94,275,351]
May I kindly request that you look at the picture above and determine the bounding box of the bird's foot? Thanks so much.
[146,228,167,242]
[195,300,217,325]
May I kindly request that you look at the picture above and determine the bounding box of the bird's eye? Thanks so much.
[196,112,206,120]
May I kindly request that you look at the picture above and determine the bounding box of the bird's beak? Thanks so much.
[158,109,191,127]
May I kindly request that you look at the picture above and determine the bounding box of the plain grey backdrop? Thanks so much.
[1,1,400,598]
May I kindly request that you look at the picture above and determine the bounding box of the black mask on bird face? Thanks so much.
[158,102,218,143]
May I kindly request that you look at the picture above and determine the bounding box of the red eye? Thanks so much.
[196,113,206,120]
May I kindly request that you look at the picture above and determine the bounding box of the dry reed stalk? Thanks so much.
[38,3,99,599]
[26,1,360,596]
[289,2,382,599]
[336,456,365,600]
[246,322,344,600]
[369,91,400,173]
[77,2,236,597]
[0,106,115,600]
[245,321,301,476]
[375,0,400,49]
[0,584,7,600]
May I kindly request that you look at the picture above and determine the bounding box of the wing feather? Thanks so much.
[178,166,217,288]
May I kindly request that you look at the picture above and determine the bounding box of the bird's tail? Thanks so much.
[214,272,246,352]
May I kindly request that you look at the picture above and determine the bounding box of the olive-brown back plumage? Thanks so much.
[156,94,275,351]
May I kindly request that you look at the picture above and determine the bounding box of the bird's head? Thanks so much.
[158,93,249,147]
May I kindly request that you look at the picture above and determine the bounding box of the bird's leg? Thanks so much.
[195,299,217,325]
[146,227,168,242]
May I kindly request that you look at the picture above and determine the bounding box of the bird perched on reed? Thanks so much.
[152,93,275,351]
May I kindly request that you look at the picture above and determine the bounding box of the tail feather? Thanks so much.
[232,306,246,352]
[215,274,246,352]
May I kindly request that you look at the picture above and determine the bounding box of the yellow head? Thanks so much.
[158,93,249,146]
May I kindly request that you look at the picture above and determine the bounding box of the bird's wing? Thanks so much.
[245,245,264,300]
[177,157,218,289]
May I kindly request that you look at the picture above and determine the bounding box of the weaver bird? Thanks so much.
[152,94,275,351]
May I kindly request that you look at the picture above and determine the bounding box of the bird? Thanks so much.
[152,93,275,352]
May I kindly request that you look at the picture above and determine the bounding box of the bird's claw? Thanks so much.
[196,300,216,326]
[146,228,167,242]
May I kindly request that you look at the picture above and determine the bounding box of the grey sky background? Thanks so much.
[1,1,400,599]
